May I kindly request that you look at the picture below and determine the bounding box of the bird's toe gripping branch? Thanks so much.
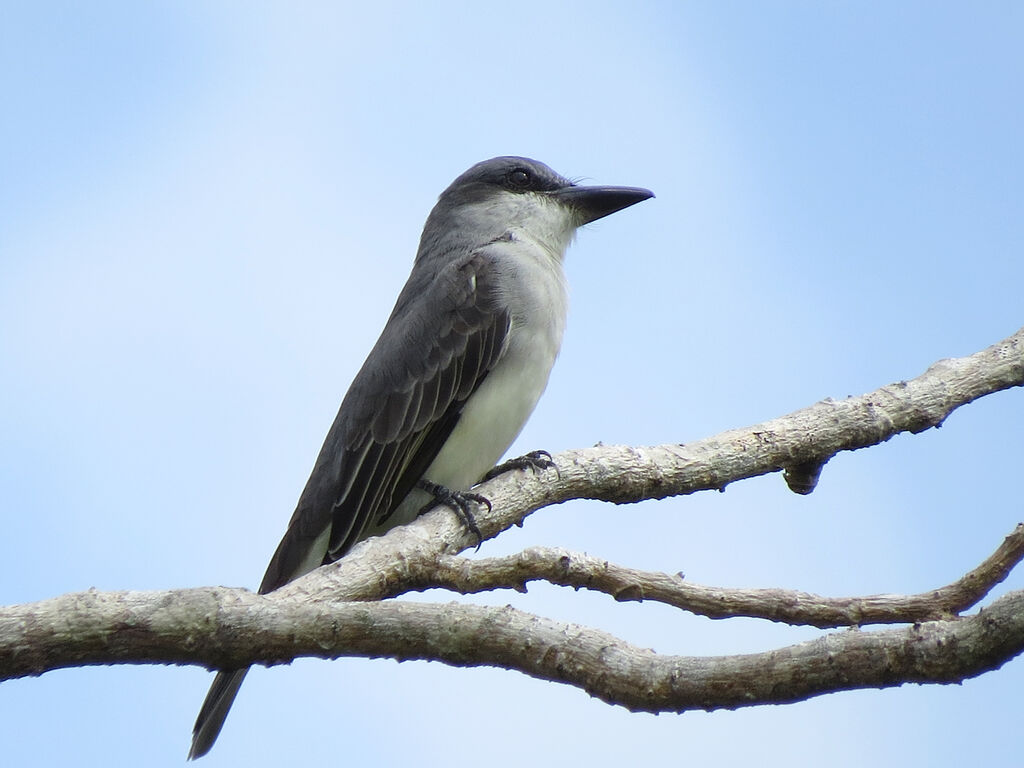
[483,449,558,481]
[417,479,490,547]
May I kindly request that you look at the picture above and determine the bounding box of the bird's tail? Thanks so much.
[188,668,249,760]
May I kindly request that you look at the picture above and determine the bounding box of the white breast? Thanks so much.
[380,233,569,530]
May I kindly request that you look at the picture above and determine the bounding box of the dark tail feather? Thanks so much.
[188,668,249,760]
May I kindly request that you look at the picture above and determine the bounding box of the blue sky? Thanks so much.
[2,2,1023,765]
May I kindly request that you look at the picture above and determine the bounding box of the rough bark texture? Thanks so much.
[1,326,1022,713]
[4,581,1024,713]
[428,523,1024,628]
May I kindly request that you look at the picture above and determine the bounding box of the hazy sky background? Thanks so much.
[2,3,1023,766]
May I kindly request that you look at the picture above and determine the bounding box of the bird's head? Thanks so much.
[418,156,653,260]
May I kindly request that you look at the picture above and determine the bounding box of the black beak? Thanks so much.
[552,185,654,225]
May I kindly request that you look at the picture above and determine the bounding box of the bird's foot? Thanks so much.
[417,479,489,548]
[483,450,558,481]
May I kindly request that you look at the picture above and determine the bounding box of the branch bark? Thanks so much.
[426,522,1024,628]
[1,326,1022,713]
[4,580,1024,713]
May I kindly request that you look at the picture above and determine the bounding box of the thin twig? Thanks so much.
[424,524,1024,628]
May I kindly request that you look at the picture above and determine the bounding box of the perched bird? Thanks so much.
[189,156,653,758]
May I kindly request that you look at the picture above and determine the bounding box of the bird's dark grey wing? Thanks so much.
[189,257,506,758]
[258,249,511,594]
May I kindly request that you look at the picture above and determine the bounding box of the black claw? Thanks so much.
[417,479,487,548]
[483,450,558,481]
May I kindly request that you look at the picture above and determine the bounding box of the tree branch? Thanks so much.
[335,325,1024,568]
[509,324,1024,510]
[4,582,1024,713]
[423,522,1024,628]
[1,326,1022,713]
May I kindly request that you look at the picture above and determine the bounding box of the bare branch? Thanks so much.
[4,582,1024,713]
[1,326,1022,716]
[324,325,1024,569]
[424,523,1024,627]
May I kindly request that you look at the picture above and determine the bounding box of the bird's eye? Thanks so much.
[508,168,531,189]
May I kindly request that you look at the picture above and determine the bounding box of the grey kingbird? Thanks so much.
[188,156,653,758]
